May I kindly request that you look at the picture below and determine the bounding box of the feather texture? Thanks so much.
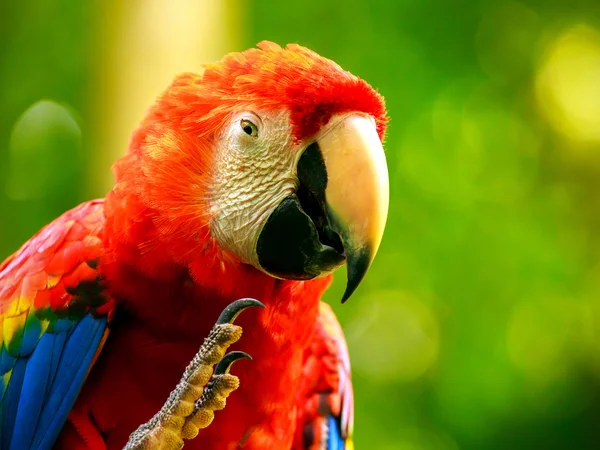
[0,201,115,450]
[295,302,354,450]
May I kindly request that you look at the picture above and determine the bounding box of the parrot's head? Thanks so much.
[114,41,389,302]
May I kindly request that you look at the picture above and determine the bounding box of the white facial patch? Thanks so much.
[209,110,301,267]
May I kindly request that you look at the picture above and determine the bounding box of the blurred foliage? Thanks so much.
[2,0,600,448]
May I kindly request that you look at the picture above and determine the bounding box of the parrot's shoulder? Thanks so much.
[0,199,114,358]
[0,199,116,449]
[295,301,354,450]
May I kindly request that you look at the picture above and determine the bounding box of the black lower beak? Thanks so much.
[256,143,345,280]
[255,142,373,304]
[256,115,388,303]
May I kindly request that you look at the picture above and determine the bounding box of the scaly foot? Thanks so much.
[123,298,265,450]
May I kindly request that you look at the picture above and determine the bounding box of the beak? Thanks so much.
[317,114,389,302]
[255,113,388,302]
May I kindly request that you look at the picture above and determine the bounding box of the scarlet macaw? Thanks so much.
[0,41,389,449]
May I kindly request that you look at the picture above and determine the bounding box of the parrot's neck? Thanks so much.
[102,190,331,339]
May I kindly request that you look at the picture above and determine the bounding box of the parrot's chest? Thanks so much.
[78,292,316,450]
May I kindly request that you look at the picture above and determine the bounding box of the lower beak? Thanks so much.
[317,114,389,302]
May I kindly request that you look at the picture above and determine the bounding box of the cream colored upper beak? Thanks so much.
[317,114,389,301]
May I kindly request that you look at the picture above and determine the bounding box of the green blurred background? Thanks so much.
[2,0,600,448]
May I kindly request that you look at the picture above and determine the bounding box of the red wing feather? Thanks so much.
[0,200,116,449]
[295,302,354,449]
[0,199,115,391]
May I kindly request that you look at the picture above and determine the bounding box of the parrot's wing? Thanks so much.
[295,302,354,450]
[0,200,115,450]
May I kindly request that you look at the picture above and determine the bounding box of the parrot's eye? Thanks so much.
[240,119,258,137]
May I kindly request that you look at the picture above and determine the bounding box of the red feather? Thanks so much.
[294,302,354,449]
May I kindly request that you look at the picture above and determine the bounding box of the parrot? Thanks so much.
[0,41,389,450]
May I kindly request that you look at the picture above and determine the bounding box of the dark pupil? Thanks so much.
[243,124,254,135]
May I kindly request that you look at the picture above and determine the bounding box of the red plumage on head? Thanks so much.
[105,41,387,289]
[199,41,388,142]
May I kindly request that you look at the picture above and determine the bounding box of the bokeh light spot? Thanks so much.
[507,298,574,383]
[7,100,82,201]
[536,24,600,144]
[347,290,439,383]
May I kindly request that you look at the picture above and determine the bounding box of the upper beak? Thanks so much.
[317,114,389,302]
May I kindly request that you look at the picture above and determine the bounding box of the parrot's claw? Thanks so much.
[123,299,264,450]
[217,298,265,324]
[213,350,252,374]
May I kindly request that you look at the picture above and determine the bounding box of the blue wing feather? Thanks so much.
[327,416,345,450]
[2,358,27,450]
[10,333,54,450]
[45,329,67,401]
[33,314,107,450]
[0,314,107,450]
[0,351,16,381]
